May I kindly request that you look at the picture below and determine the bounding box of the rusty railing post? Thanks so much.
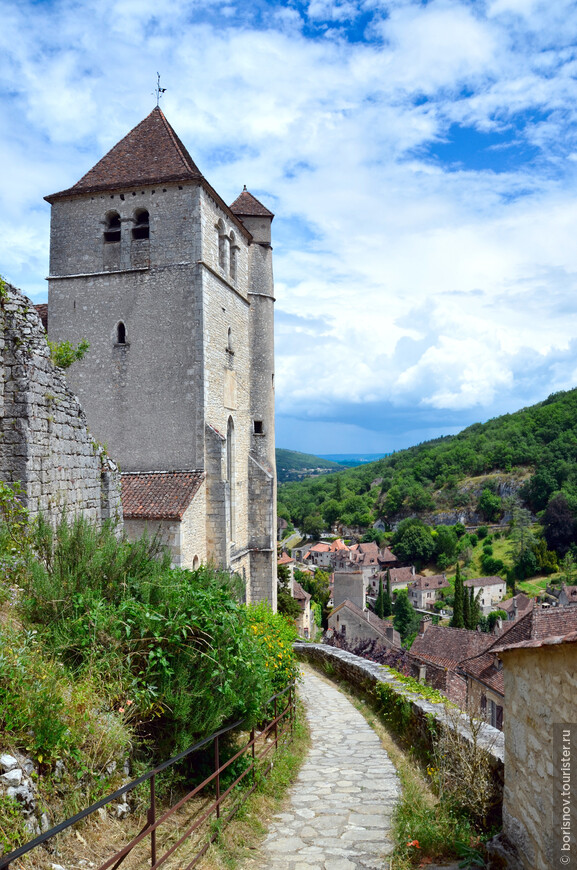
[214,735,220,819]
[148,773,157,868]
[251,727,255,784]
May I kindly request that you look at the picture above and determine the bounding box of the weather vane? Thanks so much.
[154,73,166,107]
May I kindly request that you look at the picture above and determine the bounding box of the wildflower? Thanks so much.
[126,700,133,706]
[407,839,420,848]
[119,707,125,713]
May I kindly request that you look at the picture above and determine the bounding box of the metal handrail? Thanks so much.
[0,681,296,870]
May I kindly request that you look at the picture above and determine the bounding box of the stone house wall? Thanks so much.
[495,643,577,870]
[333,571,366,610]
[328,607,390,645]
[0,281,122,526]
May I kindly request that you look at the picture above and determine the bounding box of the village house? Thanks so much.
[291,579,312,639]
[407,573,449,610]
[545,582,577,606]
[464,576,506,612]
[500,591,534,621]
[277,551,295,582]
[408,621,494,707]
[328,599,401,648]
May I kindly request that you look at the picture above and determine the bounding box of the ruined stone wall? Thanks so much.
[0,282,122,525]
[496,643,577,870]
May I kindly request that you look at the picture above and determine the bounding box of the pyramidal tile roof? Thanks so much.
[46,107,203,201]
[229,187,274,218]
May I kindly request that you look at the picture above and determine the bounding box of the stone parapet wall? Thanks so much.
[0,281,122,526]
[294,643,503,802]
[492,642,577,870]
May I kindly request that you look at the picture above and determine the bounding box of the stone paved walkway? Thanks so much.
[247,664,400,870]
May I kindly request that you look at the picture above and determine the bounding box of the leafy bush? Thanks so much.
[247,604,298,692]
[47,338,90,368]
[21,516,295,757]
[477,525,489,540]
[480,554,504,575]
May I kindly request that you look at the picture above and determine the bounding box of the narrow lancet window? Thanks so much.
[117,321,126,344]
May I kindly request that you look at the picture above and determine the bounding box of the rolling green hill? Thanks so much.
[275,448,346,483]
[278,387,577,534]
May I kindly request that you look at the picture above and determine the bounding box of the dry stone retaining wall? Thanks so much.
[0,281,122,525]
[294,642,504,803]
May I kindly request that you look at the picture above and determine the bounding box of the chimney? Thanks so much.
[419,618,430,635]
[512,597,517,620]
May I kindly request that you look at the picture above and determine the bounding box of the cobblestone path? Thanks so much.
[247,664,400,870]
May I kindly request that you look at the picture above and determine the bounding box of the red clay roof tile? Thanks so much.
[229,188,274,218]
[46,108,203,201]
[121,470,204,520]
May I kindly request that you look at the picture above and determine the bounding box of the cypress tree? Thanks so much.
[470,586,482,629]
[383,568,393,618]
[463,577,470,628]
[375,576,385,619]
[451,563,464,628]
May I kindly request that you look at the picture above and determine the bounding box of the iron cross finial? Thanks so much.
[155,73,166,107]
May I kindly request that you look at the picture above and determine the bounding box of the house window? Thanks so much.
[116,321,127,345]
[253,420,264,435]
[132,209,149,240]
[104,211,121,243]
[487,699,503,730]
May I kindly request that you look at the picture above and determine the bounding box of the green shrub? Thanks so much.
[0,794,28,854]
[22,516,296,757]
[47,338,89,368]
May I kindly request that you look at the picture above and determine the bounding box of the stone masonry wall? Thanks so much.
[494,643,577,870]
[0,281,122,525]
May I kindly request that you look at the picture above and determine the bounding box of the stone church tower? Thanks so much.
[45,107,277,607]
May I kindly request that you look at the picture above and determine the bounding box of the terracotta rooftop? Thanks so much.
[410,625,494,670]
[46,108,204,201]
[459,651,505,696]
[492,607,577,653]
[386,566,415,585]
[409,574,449,591]
[500,592,534,618]
[464,576,505,587]
[229,188,274,218]
[121,470,204,520]
[292,580,311,604]
[310,542,330,553]
[278,552,294,565]
[331,599,399,646]
[380,547,397,563]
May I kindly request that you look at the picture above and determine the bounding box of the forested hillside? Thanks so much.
[278,388,577,537]
[276,448,346,483]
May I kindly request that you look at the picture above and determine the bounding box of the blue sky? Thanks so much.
[3,0,577,454]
